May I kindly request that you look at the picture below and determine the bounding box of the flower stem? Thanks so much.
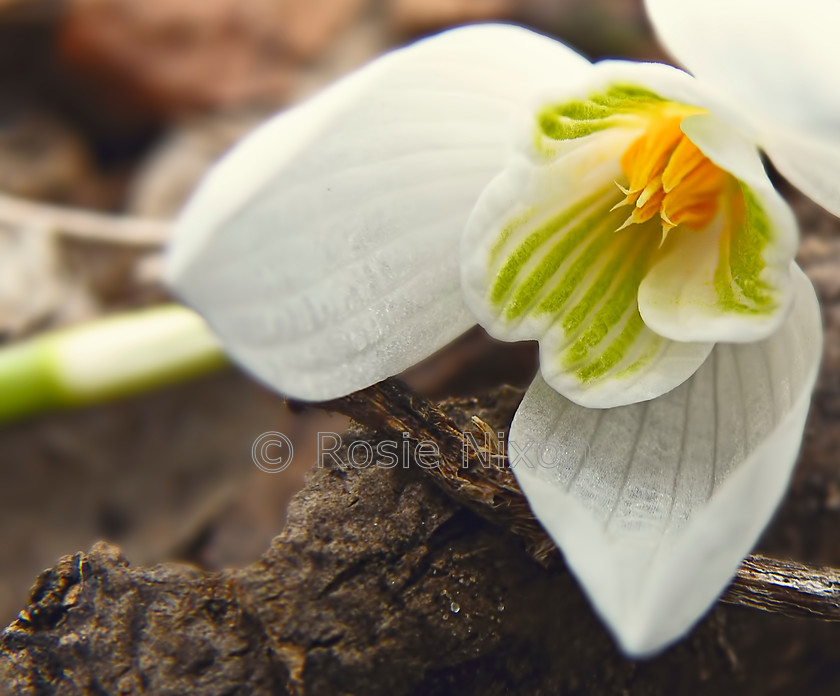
[0,305,227,424]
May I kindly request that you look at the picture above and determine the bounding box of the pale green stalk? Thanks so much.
[0,305,227,424]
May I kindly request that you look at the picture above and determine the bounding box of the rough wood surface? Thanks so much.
[3,379,840,695]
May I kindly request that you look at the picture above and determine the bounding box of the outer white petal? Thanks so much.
[760,131,840,218]
[645,0,840,216]
[509,263,821,656]
[165,25,590,401]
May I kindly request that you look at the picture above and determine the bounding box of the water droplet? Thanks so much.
[450,602,461,614]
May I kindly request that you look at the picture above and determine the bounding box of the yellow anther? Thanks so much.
[614,109,727,237]
[661,137,708,193]
[637,176,664,208]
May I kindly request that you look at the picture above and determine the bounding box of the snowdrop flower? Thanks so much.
[165,0,833,656]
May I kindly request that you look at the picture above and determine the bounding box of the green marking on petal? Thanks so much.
[562,231,651,338]
[533,233,618,317]
[731,185,774,305]
[537,84,663,143]
[615,332,665,379]
[576,311,646,383]
[489,186,612,308]
[563,234,657,372]
[714,183,776,315]
[536,209,635,317]
[590,85,666,106]
[488,207,536,266]
[537,112,611,141]
[502,199,623,320]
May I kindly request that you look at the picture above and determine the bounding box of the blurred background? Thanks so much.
[2,8,840,687]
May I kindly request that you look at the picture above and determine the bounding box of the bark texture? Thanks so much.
[3,384,840,695]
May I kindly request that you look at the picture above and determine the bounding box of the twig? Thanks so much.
[314,378,840,622]
[725,554,840,620]
[0,193,172,247]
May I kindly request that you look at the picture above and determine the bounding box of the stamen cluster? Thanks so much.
[614,113,728,243]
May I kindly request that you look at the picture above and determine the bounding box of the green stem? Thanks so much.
[0,305,228,424]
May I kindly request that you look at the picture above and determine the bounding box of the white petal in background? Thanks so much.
[644,0,840,217]
[760,130,840,220]
[166,25,590,401]
[509,264,821,656]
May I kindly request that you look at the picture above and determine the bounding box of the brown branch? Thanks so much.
[725,554,840,620]
[315,378,840,622]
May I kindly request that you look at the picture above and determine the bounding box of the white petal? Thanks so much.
[509,263,821,656]
[645,0,840,215]
[760,129,840,218]
[678,112,771,190]
[644,0,840,135]
[165,25,590,401]
[639,114,798,343]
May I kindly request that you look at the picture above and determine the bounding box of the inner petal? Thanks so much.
[460,88,715,408]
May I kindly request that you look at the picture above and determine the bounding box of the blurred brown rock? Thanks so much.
[58,0,370,117]
[388,0,514,36]
[0,370,304,628]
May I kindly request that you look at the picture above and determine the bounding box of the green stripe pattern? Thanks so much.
[535,85,663,157]
[480,83,681,389]
[714,183,778,315]
[486,180,669,388]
